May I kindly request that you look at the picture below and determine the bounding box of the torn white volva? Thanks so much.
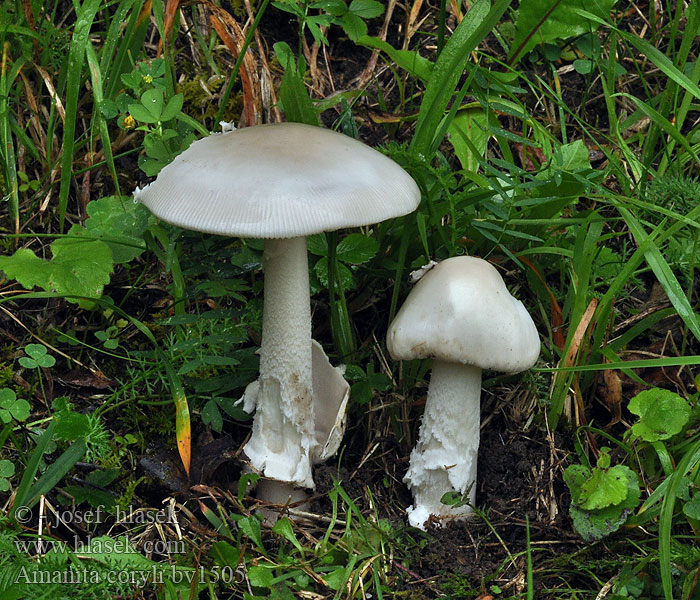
[242,339,349,489]
[311,341,349,463]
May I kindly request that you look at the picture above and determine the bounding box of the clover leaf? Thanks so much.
[0,459,15,492]
[19,344,56,369]
[0,388,31,423]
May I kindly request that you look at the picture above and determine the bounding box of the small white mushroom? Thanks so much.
[135,122,421,496]
[387,256,540,529]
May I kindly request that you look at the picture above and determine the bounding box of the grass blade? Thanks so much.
[618,206,700,344]
[213,0,273,125]
[85,41,120,195]
[409,0,510,159]
[658,438,700,600]
[57,0,102,231]
[104,0,152,99]
[24,439,87,509]
[576,8,700,103]
[0,44,24,235]
[12,421,57,520]
[97,0,139,79]
[614,92,700,169]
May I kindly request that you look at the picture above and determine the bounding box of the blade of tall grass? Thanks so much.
[618,206,700,343]
[104,0,152,99]
[583,7,700,180]
[526,516,534,600]
[98,0,138,82]
[327,231,355,358]
[587,196,700,385]
[640,1,700,174]
[214,0,273,126]
[388,224,413,323]
[577,8,700,104]
[657,52,700,175]
[616,196,700,230]
[614,92,700,169]
[86,41,120,196]
[0,45,25,235]
[188,7,222,77]
[9,114,40,162]
[409,0,510,159]
[150,0,176,97]
[11,421,57,521]
[548,216,602,428]
[57,0,102,231]
[598,71,646,184]
[658,438,700,600]
[22,439,87,509]
[437,0,447,55]
[607,308,677,352]
[539,354,700,373]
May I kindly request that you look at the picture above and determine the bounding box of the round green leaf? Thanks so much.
[160,93,184,122]
[128,102,159,124]
[628,388,691,442]
[140,87,164,120]
[573,59,593,75]
[0,388,15,404]
[36,354,56,368]
[0,459,15,478]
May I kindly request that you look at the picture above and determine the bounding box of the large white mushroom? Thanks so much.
[387,256,539,529]
[135,122,421,498]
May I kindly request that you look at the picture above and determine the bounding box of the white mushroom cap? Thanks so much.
[387,256,540,373]
[134,122,421,237]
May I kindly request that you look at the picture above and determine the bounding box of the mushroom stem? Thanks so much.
[404,360,481,529]
[243,236,315,489]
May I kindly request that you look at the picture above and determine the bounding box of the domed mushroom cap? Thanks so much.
[134,122,421,238]
[387,256,540,373]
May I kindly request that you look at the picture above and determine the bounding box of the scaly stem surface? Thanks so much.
[404,360,482,529]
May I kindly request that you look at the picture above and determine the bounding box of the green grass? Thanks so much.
[0,0,699,598]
